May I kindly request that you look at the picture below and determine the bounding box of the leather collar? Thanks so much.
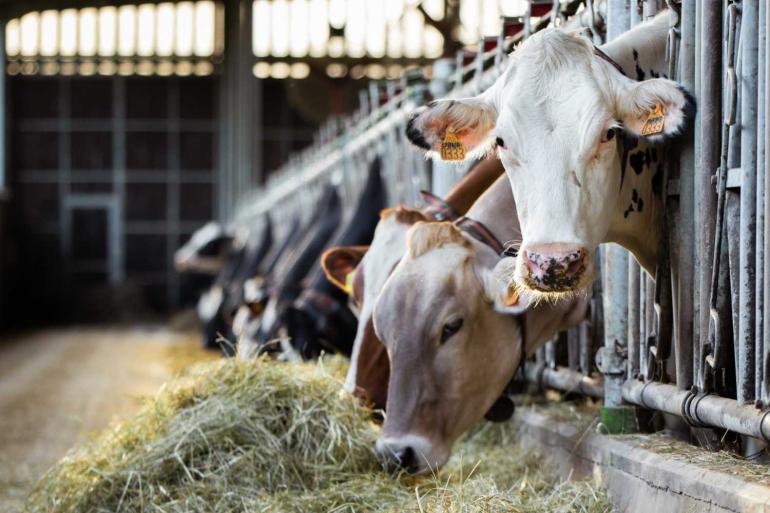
[593,46,625,76]
[455,216,518,257]
[420,190,460,221]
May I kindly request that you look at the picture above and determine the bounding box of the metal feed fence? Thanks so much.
[233,0,770,445]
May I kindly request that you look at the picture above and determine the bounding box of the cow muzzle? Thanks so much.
[520,243,589,293]
[375,435,445,475]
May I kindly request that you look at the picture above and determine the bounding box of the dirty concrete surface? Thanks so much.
[0,327,213,512]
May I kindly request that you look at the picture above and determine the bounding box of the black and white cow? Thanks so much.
[406,11,694,298]
[285,157,387,360]
[238,183,344,358]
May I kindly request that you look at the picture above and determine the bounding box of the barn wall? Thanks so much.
[4,75,219,324]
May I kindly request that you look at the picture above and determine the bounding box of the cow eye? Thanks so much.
[601,128,616,143]
[495,137,506,148]
[440,318,464,343]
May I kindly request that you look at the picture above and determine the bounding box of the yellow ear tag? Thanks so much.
[343,271,356,295]
[440,128,466,161]
[640,102,665,136]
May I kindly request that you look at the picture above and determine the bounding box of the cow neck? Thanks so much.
[462,176,519,253]
[443,158,507,215]
[600,14,671,274]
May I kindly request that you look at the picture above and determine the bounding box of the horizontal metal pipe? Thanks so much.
[623,380,770,441]
[526,365,604,398]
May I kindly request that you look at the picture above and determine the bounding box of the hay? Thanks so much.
[25,357,611,513]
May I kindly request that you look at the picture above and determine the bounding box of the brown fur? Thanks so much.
[380,205,430,225]
[406,222,470,259]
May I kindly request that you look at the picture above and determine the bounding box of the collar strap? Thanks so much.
[593,46,625,76]
[455,216,509,256]
[420,190,460,221]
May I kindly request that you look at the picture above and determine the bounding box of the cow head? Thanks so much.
[322,207,429,409]
[407,29,693,297]
[372,222,535,474]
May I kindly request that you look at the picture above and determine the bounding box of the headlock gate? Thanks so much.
[236,0,770,449]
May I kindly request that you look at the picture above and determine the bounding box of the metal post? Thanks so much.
[0,19,6,192]
[764,0,770,403]
[628,254,640,378]
[739,0,758,405]
[698,0,722,390]
[757,0,766,403]
[675,0,696,391]
[598,0,632,433]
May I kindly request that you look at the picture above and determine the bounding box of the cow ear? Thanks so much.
[617,79,696,141]
[321,246,369,294]
[406,97,498,160]
[481,257,530,315]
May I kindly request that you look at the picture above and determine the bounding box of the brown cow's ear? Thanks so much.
[321,245,369,294]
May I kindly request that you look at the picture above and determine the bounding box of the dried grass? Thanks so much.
[25,357,611,513]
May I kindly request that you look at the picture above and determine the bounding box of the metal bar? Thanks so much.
[600,245,629,407]
[765,0,770,403]
[738,0,758,405]
[606,0,630,39]
[628,254,641,378]
[757,0,767,403]
[526,365,604,399]
[0,19,6,192]
[623,380,770,441]
[675,0,695,391]
[568,328,580,371]
[698,0,722,389]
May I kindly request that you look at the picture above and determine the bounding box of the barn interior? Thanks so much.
[1,1,770,511]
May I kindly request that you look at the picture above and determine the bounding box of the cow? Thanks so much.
[322,158,505,410]
[405,11,694,297]
[174,222,234,275]
[371,176,587,474]
[231,215,304,339]
[238,183,344,358]
[284,157,388,360]
[196,215,274,353]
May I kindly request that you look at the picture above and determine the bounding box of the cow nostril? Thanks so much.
[396,446,416,471]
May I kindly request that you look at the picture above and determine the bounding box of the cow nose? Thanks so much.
[522,243,588,291]
[375,441,417,473]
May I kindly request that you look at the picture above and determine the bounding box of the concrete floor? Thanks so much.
[0,327,213,513]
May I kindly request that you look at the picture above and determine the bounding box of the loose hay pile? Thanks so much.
[25,357,611,513]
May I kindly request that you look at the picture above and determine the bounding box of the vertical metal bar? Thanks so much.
[628,254,640,378]
[764,0,770,403]
[607,0,630,39]
[579,321,592,374]
[0,20,6,191]
[698,1,722,389]
[675,0,696,391]
[757,0,766,402]
[600,0,631,415]
[738,0,758,405]
[568,329,580,371]
[167,79,181,308]
[113,76,126,282]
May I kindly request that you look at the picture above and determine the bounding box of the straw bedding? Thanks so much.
[25,356,611,513]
